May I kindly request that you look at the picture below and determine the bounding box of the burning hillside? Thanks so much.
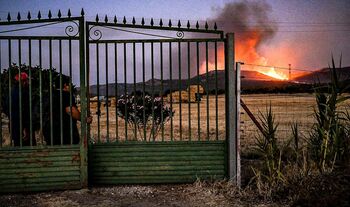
[205,1,292,80]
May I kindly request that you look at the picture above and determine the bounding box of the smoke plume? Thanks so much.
[204,0,278,72]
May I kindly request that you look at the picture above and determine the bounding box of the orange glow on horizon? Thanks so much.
[199,30,299,81]
[259,67,288,80]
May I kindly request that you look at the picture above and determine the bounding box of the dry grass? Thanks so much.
[2,93,349,154]
[241,93,350,152]
[89,94,226,142]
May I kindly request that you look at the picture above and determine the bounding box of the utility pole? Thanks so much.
[288,64,291,81]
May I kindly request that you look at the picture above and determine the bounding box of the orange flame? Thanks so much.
[199,30,294,81]
[259,67,288,80]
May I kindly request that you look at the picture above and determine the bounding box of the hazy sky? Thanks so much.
[0,0,349,81]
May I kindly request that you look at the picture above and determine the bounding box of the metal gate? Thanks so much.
[0,11,88,193]
[86,16,238,184]
[0,10,238,193]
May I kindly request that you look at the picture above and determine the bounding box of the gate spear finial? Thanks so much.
[187,20,190,29]
[95,14,99,22]
[17,12,21,21]
[7,12,11,22]
[141,17,145,26]
[27,11,31,20]
[114,15,117,24]
[159,18,163,27]
[104,15,108,23]
[123,16,126,24]
[168,19,172,27]
[177,20,181,28]
[67,9,71,18]
[58,9,62,18]
[81,8,85,17]
[132,17,136,25]
[48,10,52,19]
[37,11,41,20]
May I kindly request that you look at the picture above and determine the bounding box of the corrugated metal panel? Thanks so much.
[89,141,227,184]
[0,146,81,193]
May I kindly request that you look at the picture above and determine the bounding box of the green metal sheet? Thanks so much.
[89,141,227,184]
[92,175,225,184]
[0,146,81,193]
[90,160,223,167]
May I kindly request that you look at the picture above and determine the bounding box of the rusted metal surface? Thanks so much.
[0,146,81,193]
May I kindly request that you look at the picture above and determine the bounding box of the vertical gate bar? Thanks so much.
[85,24,91,145]
[151,42,155,141]
[187,41,191,141]
[28,39,33,146]
[160,42,164,141]
[114,43,118,142]
[169,42,173,141]
[236,62,241,187]
[133,42,137,141]
[142,42,146,141]
[79,16,88,188]
[196,42,200,141]
[39,40,43,143]
[178,42,182,141]
[96,42,100,143]
[59,39,63,145]
[206,41,209,141]
[215,41,218,141]
[0,40,2,147]
[69,39,73,144]
[8,39,12,146]
[105,43,109,143]
[18,39,23,147]
[49,39,53,146]
[225,33,238,183]
[123,42,127,141]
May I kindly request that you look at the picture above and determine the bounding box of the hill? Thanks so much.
[87,69,287,96]
[294,67,350,83]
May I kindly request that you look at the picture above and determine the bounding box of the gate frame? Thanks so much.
[0,11,89,192]
[84,17,240,185]
[0,11,240,192]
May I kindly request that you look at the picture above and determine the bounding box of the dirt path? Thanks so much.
[0,183,283,207]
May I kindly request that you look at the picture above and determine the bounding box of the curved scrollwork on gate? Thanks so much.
[88,25,103,41]
[64,21,80,37]
[176,31,184,39]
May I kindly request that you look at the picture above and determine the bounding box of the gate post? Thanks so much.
[225,33,240,185]
[79,16,88,187]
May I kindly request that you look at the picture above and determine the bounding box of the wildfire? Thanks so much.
[258,67,288,80]
[259,67,288,80]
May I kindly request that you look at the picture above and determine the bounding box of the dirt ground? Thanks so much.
[0,182,284,207]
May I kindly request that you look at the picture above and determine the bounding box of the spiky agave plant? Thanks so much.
[309,56,350,173]
[254,104,286,184]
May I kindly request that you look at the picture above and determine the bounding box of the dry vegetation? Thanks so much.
[88,93,350,152]
[2,93,349,152]
[89,94,226,143]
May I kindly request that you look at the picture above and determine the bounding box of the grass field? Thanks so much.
[2,93,349,153]
[89,94,316,150]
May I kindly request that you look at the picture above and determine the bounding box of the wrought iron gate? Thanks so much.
[0,10,238,193]
[0,10,88,193]
[86,16,238,185]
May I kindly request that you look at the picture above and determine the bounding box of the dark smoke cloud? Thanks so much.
[182,0,279,78]
[205,0,278,67]
[211,0,277,44]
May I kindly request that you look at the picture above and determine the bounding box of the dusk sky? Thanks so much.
[0,0,349,81]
